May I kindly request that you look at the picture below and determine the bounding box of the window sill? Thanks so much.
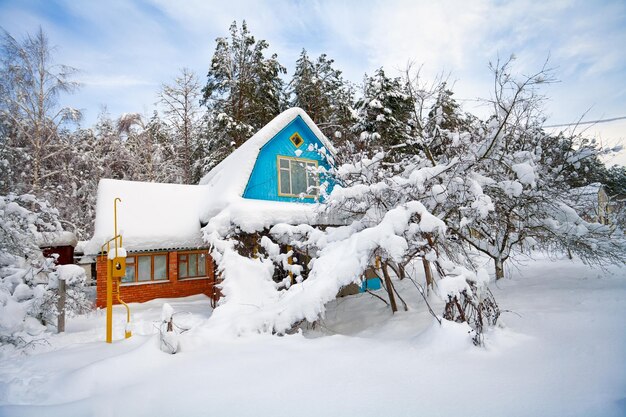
[121,279,170,286]
[177,276,211,282]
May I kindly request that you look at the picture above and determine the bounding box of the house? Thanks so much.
[570,183,610,225]
[84,108,339,307]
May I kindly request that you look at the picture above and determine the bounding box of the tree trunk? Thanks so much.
[422,258,434,293]
[381,261,398,313]
[494,258,504,280]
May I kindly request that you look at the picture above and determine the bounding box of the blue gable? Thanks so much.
[243,115,334,203]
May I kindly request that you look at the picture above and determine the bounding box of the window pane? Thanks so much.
[280,169,291,194]
[138,256,151,281]
[198,253,206,276]
[179,259,188,278]
[189,253,198,277]
[292,161,307,194]
[123,258,135,283]
[154,255,167,280]
[279,158,290,169]
[307,173,317,195]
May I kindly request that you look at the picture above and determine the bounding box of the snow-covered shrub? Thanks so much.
[0,194,91,348]
[34,264,92,325]
[438,268,500,346]
[159,303,180,354]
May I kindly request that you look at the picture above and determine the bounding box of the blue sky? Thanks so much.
[1,0,625,164]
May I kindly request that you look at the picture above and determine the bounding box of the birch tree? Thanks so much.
[159,68,203,184]
[0,27,80,195]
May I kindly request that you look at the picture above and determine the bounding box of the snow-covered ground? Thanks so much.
[0,256,625,417]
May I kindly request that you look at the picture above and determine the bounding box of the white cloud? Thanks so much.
[1,0,624,164]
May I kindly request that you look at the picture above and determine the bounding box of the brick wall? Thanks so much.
[96,251,216,308]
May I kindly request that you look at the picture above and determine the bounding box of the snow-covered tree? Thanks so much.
[0,27,80,195]
[61,111,135,238]
[289,50,355,147]
[352,68,415,157]
[425,58,626,279]
[118,112,180,183]
[0,193,90,348]
[202,21,286,152]
[158,68,204,184]
[423,82,475,161]
[202,59,624,345]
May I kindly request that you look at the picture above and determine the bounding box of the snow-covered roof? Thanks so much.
[568,183,609,222]
[198,107,336,224]
[86,108,337,255]
[36,231,78,248]
[84,179,209,255]
[572,183,604,197]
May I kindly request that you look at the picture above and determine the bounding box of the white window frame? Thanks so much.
[277,155,319,198]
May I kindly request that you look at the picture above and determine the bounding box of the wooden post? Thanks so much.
[57,279,66,333]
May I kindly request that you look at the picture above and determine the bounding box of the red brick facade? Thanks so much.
[96,251,218,308]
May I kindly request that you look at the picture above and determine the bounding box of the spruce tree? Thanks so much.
[289,49,354,146]
[424,83,474,161]
[201,21,286,152]
[352,68,414,156]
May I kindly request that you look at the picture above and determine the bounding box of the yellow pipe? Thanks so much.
[104,197,132,343]
[106,258,113,343]
[113,197,121,258]
[101,240,113,343]
[116,278,132,339]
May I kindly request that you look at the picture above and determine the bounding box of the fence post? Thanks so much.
[58,279,66,333]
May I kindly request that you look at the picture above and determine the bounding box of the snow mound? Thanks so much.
[414,319,475,352]
[56,264,86,286]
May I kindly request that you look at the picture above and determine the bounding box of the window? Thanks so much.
[289,132,304,148]
[122,253,168,283]
[277,156,319,198]
[178,251,209,279]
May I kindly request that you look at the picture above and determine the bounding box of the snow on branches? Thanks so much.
[0,194,90,349]
[201,58,625,343]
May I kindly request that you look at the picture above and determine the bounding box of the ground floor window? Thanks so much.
[178,250,209,279]
[122,253,168,283]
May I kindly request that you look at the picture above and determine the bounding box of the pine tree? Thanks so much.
[352,68,415,156]
[289,49,354,146]
[424,83,473,161]
[201,21,286,152]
